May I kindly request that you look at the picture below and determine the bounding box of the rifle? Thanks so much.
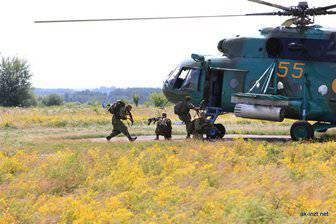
[128,112,134,125]
[124,107,134,126]
[147,117,160,126]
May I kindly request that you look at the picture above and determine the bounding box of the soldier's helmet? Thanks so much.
[162,112,167,118]
[185,96,191,101]
[126,105,133,111]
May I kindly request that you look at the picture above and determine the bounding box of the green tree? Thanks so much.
[0,56,35,107]
[42,94,64,106]
[133,94,140,107]
[149,92,168,108]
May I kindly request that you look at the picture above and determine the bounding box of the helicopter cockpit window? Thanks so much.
[167,66,180,83]
[173,68,200,90]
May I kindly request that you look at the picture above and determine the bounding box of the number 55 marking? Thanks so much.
[292,62,305,79]
[276,62,290,78]
[276,62,305,79]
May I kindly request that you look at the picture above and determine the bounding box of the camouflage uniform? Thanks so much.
[177,97,197,138]
[155,116,172,140]
[192,113,212,140]
[106,105,137,141]
[148,113,172,140]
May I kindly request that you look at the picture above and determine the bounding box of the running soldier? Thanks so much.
[106,101,137,142]
[174,96,199,138]
[148,112,172,140]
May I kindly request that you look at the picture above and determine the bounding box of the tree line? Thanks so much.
[0,56,168,108]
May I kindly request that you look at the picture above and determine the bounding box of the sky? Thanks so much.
[0,0,335,89]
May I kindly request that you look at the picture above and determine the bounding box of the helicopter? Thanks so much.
[36,0,336,141]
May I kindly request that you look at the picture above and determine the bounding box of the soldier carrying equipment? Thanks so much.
[148,112,172,140]
[106,102,137,142]
[174,96,199,139]
[192,112,214,140]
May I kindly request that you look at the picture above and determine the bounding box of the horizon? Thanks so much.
[33,86,163,90]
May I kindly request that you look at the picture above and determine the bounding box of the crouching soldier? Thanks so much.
[106,101,137,142]
[148,113,172,140]
[174,96,199,139]
[192,112,213,140]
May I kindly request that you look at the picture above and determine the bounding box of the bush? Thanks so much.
[21,92,38,107]
[149,92,168,108]
[42,94,63,106]
[133,94,139,107]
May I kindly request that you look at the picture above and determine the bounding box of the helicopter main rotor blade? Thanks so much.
[317,4,336,11]
[34,14,247,23]
[246,11,291,16]
[248,0,291,11]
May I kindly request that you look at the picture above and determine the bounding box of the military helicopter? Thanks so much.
[36,0,336,141]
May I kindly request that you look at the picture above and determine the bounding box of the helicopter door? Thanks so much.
[221,69,246,111]
[204,69,224,107]
[204,68,246,110]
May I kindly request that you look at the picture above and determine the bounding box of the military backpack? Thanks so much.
[174,102,184,115]
[108,100,126,115]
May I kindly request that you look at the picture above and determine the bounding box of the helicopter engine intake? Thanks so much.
[234,104,285,122]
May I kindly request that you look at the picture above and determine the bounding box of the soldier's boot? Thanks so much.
[186,133,191,139]
[125,132,137,142]
[106,131,120,141]
[128,136,137,142]
[155,134,159,140]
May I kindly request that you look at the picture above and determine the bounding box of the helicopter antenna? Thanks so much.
[34,1,336,28]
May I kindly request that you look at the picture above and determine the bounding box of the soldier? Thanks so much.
[192,112,213,140]
[106,102,137,142]
[174,96,199,138]
[148,112,172,140]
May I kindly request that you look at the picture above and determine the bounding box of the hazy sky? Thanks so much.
[0,0,335,89]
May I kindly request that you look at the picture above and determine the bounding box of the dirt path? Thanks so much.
[88,134,291,143]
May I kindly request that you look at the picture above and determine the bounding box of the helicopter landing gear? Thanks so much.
[290,121,314,141]
[215,123,226,139]
[207,123,226,139]
[205,107,226,140]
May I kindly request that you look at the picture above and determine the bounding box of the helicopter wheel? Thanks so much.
[214,124,226,139]
[290,121,314,141]
[206,124,226,139]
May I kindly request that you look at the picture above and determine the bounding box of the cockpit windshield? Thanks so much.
[167,67,180,82]
[181,69,200,89]
[173,67,201,90]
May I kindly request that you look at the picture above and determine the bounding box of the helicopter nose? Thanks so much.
[162,79,177,103]
[162,80,170,97]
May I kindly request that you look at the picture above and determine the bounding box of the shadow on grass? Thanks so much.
[314,134,336,143]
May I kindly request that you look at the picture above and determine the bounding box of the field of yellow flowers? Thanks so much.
[1,105,336,223]
[1,140,336,223]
